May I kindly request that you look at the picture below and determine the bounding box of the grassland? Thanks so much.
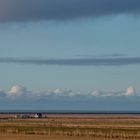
[1,134,140,140]
[0,114,140,139]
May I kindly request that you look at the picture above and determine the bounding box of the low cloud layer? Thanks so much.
[0,0,140,22]
[0,85,80,99]
[1,57,140,66]
[0,85,140,110]
[0,85,139,100]
[91,87,136,97]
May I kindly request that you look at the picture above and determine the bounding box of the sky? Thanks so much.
[0,0,140,110]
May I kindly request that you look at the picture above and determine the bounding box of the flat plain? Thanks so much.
[0,114,140,140]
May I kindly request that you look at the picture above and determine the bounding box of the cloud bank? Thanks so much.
[1,57,140,66]
[0,0,140,22]
[91,87,136,97]
[0,85,138,100]
[1,85,80,99]
[0,85,139,110]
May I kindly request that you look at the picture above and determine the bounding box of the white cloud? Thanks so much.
[91,90,102,96]
[7,85,27,96]
[0,85,80,99]
[45,88,78,97]
[54,89,75,96]
[90,90,119,97]
[90,87,137,97]
[122,86,136,96]
[0,85,138,100]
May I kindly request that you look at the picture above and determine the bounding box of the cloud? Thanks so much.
[91,90,102,96]
[0,85,140,110]
[45,88,78,97]
[0,0,140,22]
[0,85,81,100]
[90,90,118,97]
[0,85,139,100]
[79,53,127,58]
[7,85,27,96]
[91,90,117,97]
[122,86,136,96]
[1,56,140,66]
[90,87,137,97]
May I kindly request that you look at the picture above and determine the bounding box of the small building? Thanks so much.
[34,113,43,118]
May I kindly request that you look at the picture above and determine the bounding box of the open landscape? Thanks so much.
[1,0,140,140]
[0,114,140,139]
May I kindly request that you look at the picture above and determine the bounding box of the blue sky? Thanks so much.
[0,0,140,110]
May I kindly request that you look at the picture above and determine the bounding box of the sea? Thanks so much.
[0,110,140,115]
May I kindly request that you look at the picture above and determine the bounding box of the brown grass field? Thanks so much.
[0,134,140,140]
[0,114,140,140]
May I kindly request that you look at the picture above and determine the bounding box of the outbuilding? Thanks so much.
[34,113,43,118]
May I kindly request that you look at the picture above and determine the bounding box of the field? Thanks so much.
[0,134,140,140]
[0,114,140,139]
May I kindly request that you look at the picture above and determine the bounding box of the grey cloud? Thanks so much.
[78,53,126,58]
[1,57,140,66]
[0,0,140,22]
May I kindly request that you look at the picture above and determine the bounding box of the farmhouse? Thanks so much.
[34,113,43,118]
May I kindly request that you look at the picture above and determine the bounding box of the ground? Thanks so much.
[0,114,140,139]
